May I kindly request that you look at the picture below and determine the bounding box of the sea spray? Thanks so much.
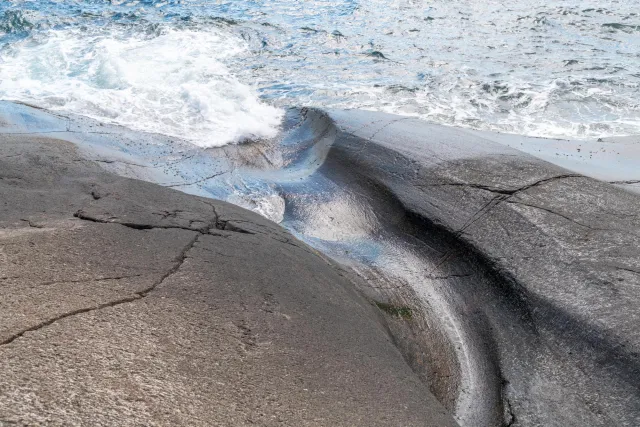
[0,24,283,147]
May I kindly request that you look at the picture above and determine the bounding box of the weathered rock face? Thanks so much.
[2,102,640,427]
[0,135,458,426]
[320,109,640,427]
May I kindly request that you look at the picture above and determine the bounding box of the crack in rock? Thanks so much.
[615,266,640,276]
[0,197,320,346]
[90,159,149,168]
[349,117,413,160]
[0,234,199,346]
[73,210,209,233]
[506,200,639,237]
[214,219,254,235]
[452,194,509,239]
[368,117,413,141]
[422,174,582,196]
[444,174,582,236]
[503,397,516,427]
[38,274,144,287]
[426,273,474,280]
[74,208,257,236]
[165,171,230,188]
[610,180,640,185]
[506,200,595,230]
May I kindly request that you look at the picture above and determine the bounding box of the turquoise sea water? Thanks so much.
[0,0,638,146]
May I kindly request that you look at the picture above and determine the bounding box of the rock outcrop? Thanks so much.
[0,134,457,426]
[317,109,640,427]
[2,102,640,427]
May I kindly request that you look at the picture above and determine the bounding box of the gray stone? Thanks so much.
[0,135,457,427]
[3,102,640,427]
[319,109,640,427]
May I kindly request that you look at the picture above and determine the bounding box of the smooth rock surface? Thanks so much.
[2,102,640,427]
[322,109,640,427]
[0,135,458,426]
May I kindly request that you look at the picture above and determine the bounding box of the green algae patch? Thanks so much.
[375,301,413,319]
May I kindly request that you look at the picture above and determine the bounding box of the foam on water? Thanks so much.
[0,0,639,143]
[0,24,283,147]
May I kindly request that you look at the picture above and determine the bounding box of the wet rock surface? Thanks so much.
[2,102,640,427]
[0,135,457,426]
[323,109,640,427]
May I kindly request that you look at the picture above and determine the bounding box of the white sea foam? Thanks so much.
[0,25,283,147]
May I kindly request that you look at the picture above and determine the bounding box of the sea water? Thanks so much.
[0,0,638,147]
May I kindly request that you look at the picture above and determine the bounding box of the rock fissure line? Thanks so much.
[349,117,413,160]
[138,233,199,297]
[164,153,198,166]
[90,159,150,168]
[81,156,199,170]
[456,194,508,236]
[73,209,258,237]
[610,179,640,185]
[451,174,583,238]
[0,297,141,347]
[616,266,640,276]
[506,200,640,238]
[508,174,582,194]
[505,200,596,230]
[426,273,474,280]
[368,117,413,141]
[503,396,516,427]
[38,274,145,287]
[73,205,319,252]
[420,173,582,196]
[0,234,199,347]
[73,210,210,233]
[165,171,230,188]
